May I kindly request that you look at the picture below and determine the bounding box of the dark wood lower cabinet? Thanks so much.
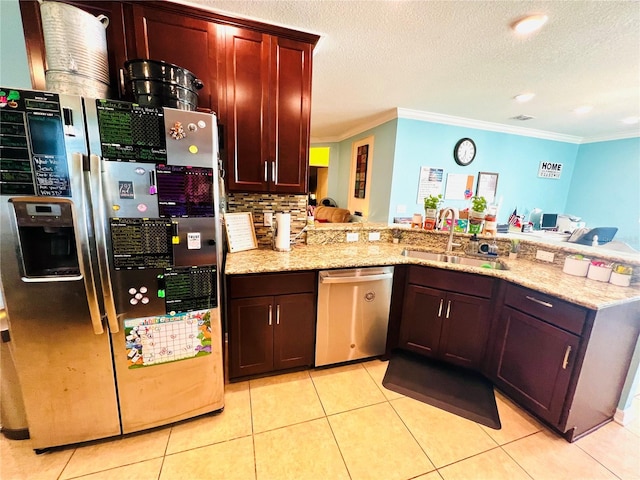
[227,272,316,379]
[491,305,579,425]
[229,296,274,377]
[488,283,640,441]
[439,291,492,367]
[398,284,442,357]
[225,266,640,443]
[273,293,316,371]
[396,266,495,370]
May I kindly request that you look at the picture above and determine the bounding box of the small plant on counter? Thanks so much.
[470,195,487,213]
[468,196,487,234]
[423,194,442,230]
[423,194,443,211]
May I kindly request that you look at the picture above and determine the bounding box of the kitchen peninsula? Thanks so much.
[225,223,640,442]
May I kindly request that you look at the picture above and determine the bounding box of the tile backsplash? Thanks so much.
[226,193,308,247]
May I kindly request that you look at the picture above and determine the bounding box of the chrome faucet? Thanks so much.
[441,207,461,253]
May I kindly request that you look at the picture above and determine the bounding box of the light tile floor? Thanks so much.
[2,359,639,480]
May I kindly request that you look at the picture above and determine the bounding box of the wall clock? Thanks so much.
[454,138,476,166]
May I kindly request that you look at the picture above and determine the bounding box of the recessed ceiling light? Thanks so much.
[621,116,639,125]
[512,14,549,35]
[574,105,593,114]
[514,93,535,103]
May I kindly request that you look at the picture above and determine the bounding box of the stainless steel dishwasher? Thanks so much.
[315,266,394,366]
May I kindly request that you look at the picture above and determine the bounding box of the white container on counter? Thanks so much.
[609,271,632,287]
[563,256,590,277]
[587,263,612,282]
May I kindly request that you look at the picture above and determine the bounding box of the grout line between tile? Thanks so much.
[385,397,438,477]
[56,447,77,480]
[497,436,538,480]
[573,440,625,480]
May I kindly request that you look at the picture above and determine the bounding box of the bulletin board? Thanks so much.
[224,212,258,253]
[444,174,474,200]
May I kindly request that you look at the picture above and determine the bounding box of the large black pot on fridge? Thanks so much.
[124,59,204,111]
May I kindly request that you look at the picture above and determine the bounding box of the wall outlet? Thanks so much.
[263,211,273,227]
[346,232,359,242]
[536,250,555,262]
[368,231,381,241]
[396,204,406,214]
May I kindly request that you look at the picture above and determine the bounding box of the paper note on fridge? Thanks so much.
[187,232,202,249]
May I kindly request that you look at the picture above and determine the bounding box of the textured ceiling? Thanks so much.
[192,0,640,143]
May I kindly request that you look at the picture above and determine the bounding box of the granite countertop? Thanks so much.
[224,242,640,310]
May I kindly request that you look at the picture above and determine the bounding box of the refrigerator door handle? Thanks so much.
[88,154,120,333]
[73,153,105,335]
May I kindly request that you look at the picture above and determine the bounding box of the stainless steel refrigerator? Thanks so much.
[0,87,225,450]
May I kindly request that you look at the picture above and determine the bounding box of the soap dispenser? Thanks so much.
[467,234,479,255]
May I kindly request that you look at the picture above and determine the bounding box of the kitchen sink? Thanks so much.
[400,250,448,262]
[401,249,508,270]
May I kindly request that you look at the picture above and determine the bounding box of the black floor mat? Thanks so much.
[382,351,501,429]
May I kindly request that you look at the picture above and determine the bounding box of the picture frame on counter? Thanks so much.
[224,212,258,253]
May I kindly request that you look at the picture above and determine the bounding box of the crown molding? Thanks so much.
[311,108,639,145]
[397,108,584,143]
[580,130,640,144]
[310,109,398,144]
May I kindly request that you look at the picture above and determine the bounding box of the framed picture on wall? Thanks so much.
[354,143,369,198]
[348,135,374,217]
[476,172,499,203]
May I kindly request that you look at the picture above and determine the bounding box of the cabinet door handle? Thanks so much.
[119,68,126,98]
[268,304,273,326]
[562,345,572,369]
[437,299,444,317]
[525,295,553,308]
[445,300,452,319]
[276,304,280,325]
[271,161,276,183]
[264,162,268,182]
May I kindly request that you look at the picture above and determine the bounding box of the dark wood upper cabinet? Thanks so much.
[127,4,219,113]
[19,0,318,194]
[223,27,312,193]
[270,37,312,193]
[223,27,271,192]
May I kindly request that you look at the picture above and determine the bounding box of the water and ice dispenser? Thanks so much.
[10,198,80,279]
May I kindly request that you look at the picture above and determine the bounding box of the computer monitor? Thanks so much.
[541,213,558,230]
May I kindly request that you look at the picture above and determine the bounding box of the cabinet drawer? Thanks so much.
[503,283,587,335]
[407,266,495,298]
[229,271,316,298]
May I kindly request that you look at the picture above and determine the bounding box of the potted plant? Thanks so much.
[423,194,442,230]
[470,195,487,214]
[468,196,486,234]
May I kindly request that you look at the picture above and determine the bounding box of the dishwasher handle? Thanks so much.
[319,272,393,284]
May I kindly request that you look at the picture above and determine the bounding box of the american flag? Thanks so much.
[508,208,519,226]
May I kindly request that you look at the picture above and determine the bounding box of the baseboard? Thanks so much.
[614,405,636,426]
